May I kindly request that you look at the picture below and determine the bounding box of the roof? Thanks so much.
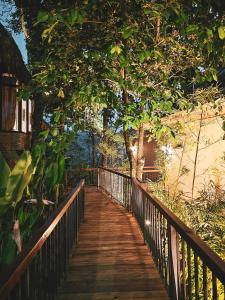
[144,103,225,131]
[0,23,31,84]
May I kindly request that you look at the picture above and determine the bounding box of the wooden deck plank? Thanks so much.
[57,187,169,300]
[57,291,169,300]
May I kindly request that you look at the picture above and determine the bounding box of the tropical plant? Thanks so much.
[0,151,35,216]
[29,128,74,205]
[0,151,36,265]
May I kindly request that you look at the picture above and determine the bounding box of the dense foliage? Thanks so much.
[0,0,225,265]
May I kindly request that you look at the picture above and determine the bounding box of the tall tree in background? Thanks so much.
[2,0,225,179]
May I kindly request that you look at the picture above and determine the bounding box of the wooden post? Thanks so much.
[18,101,22,132]
[97,168,100,190]
[168,225,180,300]
[142,191,146,244]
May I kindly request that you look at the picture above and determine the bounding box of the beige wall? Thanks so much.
[163,108,225,199]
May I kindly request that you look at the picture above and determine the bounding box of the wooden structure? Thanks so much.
[0,168,224,300]
[143,139,161,182]
[0,23,32,162]
[57,186,168,299]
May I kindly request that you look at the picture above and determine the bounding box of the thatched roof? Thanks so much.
[0,23,31,84]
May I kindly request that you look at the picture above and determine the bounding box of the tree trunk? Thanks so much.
[123,128,137,178]
[121,68,137,177]
[191,109,203,201]
[18,2,29,39]
[101,108,110,167]
[91,132,96,167]
[136,123,145,182]
[31,95,45,145]
[122,88,136,177]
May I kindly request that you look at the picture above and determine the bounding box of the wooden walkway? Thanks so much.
[57,187,169,300]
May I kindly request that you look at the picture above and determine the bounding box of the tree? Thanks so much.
[2,0,224,179]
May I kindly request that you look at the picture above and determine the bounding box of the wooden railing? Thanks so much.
[0,180,85,300]
[97,167,225,300]
[66,168,97,187]
[99,167,132,209]
[4,166,224,300]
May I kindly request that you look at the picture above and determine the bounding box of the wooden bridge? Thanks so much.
[0,168,225,300]
[57,186,168,300]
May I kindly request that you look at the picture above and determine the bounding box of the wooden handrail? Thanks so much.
[99,167,131,179]
[97,167,225,298]
[0,179,85,299]
[68,168,97,171]
[133,178,225,284]
[96,167,225,286]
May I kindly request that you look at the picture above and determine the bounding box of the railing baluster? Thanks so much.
[194,253,199,300]
[181,239,187,300]
[0,181,85,300]
[203,262,208,300]
[212,274,217,300]
[159,213,163,276]
[26,166,224,300]
[162,217,167,287]
[187,245,192,300]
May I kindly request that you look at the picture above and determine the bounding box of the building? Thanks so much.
[143,138,161,182]
[144,104,225,199]
[0,23,32,164]
[143,69,225,198]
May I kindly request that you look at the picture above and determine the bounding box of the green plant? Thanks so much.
[0,151,35,216]
[0,151,37,265]
[29,129,73,204]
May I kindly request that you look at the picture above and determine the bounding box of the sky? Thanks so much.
[12,32,28,63]
[0,0,28,63]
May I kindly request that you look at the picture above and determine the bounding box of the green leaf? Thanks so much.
[69,9,84,24]
[218,26,225,40]
[41,22,58,42]
[17,89,30,102]
[206,28,213,38]
[111,45,122,55]
[207,42,213,54]
[45,162,58,190]
[211,68,218,81]
[122,27,136,39]
[5,151,35,209]
[53,111,62,123]
[139,50,151,63]
[143,8,151,15]
[1,235,17,265]
[57,88,65,98]
[51,128,58,137]
[67,9,78,25]
[0,152,10,194]
[37,11,49,23]
[32,143,46,161]
[186,24,199,35]
[39,130,50,140]
[58,156,65,183]
[52,162,59,186]
[212,72,218,81]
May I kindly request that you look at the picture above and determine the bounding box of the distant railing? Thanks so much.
[96,167,225,300]
[99,167,132,209]
[0,180,85,300]
[66,168,97,187]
